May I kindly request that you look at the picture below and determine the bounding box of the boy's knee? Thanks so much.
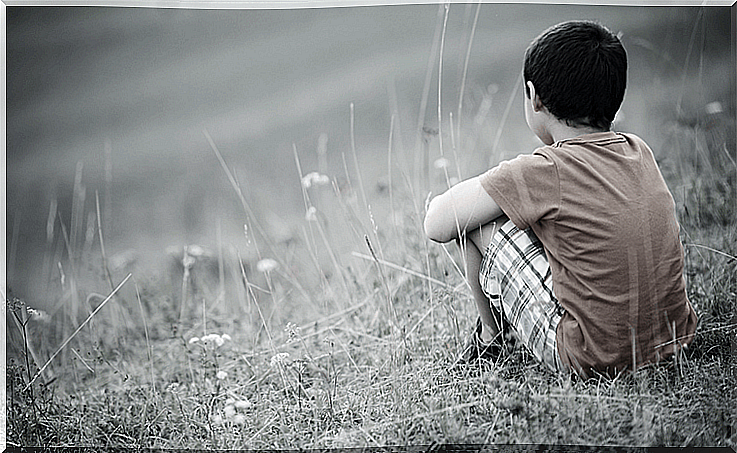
[468,216,508,253]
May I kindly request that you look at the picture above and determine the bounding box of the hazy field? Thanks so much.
[5,4,735,449]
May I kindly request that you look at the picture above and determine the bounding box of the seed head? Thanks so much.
[256,258,279,273]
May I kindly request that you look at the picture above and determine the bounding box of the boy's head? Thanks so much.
[523,20,627,131]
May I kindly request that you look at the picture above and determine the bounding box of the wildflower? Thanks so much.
[224,405,236,418]
[221,334,232,341]
[26,307,49,323]
[285,322,301,343]
[182,253,196,269]
[216,370,228,380]
[256,258,279,273]
[270,352,290,367]
[234,399,251,410]
[305,206,318,222]
[706,101,723,115]
[232,414,246,425]
[186,244,206,257]
[166,382,180,393]
[189,337,200,344]
[201,333,227,347]
[434,157,450,170]
[301,172,330,189]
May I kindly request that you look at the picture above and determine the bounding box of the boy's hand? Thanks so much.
[424,176,504,243]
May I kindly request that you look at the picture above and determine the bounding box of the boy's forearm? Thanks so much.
[424,176,504,243]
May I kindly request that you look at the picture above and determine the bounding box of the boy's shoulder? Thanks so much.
[532,131,652,161]
[543,131,637,150]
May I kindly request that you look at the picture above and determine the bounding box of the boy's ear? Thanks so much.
[526,81,545,112]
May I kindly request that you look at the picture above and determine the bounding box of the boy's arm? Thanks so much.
[424,175,504,243]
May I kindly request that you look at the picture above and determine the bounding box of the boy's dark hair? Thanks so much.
[524,20,627,131]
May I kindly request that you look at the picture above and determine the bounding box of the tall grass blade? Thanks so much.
[24,273,132,391]
[352,251,450,289]
[684,243,736,261]
[437,2,450,161]
[457,0,482,143]
[350,102,369,216]
[414,3,445,191]
[365,235,397,326]
[104,139,113,243]
[43,197,58,294]
[205,128,310,302]
[134,279,156,391]
[70,161,85,257]
[388,114,396,231]
[8,211,21,283]
[489,72,523,166]
[95,191,115,292]
[675,8,704,115]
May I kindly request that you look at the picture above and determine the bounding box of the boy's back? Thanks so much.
[424,20,697,377]
[480,131,698,375]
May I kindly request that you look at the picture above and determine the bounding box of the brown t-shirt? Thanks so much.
[480,131,697,377]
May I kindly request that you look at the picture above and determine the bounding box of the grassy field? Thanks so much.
[5,6,736,450]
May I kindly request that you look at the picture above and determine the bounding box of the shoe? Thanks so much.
[457,317,505,364]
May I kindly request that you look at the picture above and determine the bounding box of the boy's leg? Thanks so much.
[460,227,503,343]
[470,218,565,372]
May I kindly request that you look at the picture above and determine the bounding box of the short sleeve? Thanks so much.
[479,151,560,230]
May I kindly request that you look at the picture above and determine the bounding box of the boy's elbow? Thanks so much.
[424,199,452,243]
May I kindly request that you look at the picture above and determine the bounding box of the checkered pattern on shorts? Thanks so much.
[479,218,564,372]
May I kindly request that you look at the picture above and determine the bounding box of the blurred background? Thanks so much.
[6,4,733,309]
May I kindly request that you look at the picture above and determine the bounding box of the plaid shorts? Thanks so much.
[479,218,564,372]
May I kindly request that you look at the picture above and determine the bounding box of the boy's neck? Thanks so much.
[545,120,608,145]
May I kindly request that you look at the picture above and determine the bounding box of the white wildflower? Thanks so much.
[285,322,301,335]
[301,172,330,189]
[186,244,206,257]
[706,101,723,115]
[270,352,290,367]
[182,253,196,269]
[26,307,50,323]
[234,399,251,410]
[433,157,450,169]
[256,258,279,273]
[232,414,246,425]
[305,206,318,222]
[285,322,301,344]
[221,333,232,341]
[216,370,228,380]
[201,333,225,347]
[224,405,236,418]
[188,337,200,344]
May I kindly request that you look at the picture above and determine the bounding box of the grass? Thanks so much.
[5,8,736,450]
[6,119,735,448]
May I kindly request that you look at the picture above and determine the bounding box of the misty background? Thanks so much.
[6,5,732,308]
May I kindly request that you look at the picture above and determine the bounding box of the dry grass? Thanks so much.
[6,7,736,449]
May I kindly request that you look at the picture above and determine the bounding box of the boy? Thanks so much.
[424,20,697,378]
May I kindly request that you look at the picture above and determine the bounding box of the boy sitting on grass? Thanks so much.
[424,20,698,378]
